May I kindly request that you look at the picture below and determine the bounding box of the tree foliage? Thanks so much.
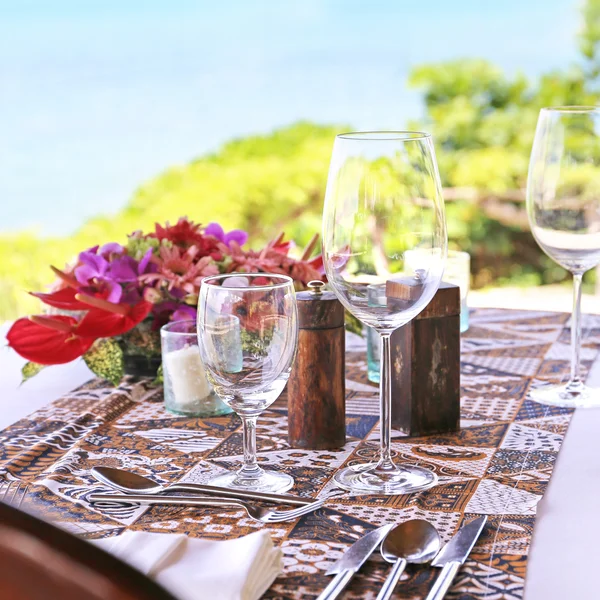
[0,123,344,320]
[581,0,600,78]
[1,2,600,321]
[407,58,598,288]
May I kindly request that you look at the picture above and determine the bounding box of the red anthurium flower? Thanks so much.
[6,316,95,365]
[75,295,153,338]
[30,287,89,311]
[50,266,79,289]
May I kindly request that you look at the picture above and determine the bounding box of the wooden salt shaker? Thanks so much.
[389,281,461,436]
[287,281,346,449]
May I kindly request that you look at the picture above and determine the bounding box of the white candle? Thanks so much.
[163,344,212,410]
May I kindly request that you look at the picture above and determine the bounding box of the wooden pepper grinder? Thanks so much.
[288,280,346,449]
[390,281,461,436]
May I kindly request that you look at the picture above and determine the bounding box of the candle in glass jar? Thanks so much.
[161,320,232,417]
[164,344,212,410]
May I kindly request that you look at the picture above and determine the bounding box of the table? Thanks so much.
[2,310,600,599]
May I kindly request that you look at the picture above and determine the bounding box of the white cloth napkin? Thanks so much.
[94,530,282,600]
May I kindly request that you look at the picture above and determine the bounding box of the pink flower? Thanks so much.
[149,217,225,259]
[226,236,324,288]
[140,245,219,295]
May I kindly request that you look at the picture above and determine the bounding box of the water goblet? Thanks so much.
[322,131,447,494]
[527,106,600,407]
[197,273,298,493]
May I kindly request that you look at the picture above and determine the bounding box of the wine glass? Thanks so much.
[322,131,447,494]
[527,106,600,407]
[197,273,298,492]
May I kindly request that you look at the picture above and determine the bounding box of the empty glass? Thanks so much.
[323,131,447,494]
[527,106,600,407]
[197,273,298,493]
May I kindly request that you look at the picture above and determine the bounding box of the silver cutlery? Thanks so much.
[0,480,28,508]
[317,524,393,600]
[91,466,313,506]
[377,520,441,600]
[425,515,487,600]
[88,492,324,523]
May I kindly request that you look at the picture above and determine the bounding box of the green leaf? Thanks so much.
[21,362,47,384]
[152,363,164,386]
[84,338,124,386]
[344,311,364,336]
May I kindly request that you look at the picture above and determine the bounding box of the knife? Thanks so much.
[316,524,393,600]
[425,516,487,600]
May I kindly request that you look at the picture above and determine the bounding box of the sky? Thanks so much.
[0,0,580,235]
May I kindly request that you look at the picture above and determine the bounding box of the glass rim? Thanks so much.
[202,272,294,291]
[446,249,470,258]
[337,130,431,142]
[160,319,196,335]
[541,105,600,114]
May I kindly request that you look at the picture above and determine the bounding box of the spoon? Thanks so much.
[91,466,312,506]
[376,519,441,600]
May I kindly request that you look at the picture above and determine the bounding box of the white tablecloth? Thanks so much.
[2,321,599,599]
[0,323,94,430]
[525,352,600,600]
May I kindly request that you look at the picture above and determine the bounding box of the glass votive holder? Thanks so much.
[366,250,471,384]
[203,314,244,375]
[404,248,471,333]
[160,320,232,417]
[366,283,386,384]
[443,250,471,333]
[366,325,381,384]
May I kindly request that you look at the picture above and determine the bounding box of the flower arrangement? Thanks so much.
[7,218,323,384]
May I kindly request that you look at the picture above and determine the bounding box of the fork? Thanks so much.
[0,480,28,508]
[88,492,325,523]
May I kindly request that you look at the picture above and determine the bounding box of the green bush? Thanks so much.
[3,2,600,321]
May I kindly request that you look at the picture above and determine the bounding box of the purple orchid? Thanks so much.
[74,247,156,304]
[138,248,155,274]
[150,300,180,330]
[109,248,155,281]
[172,305,197,322]
[112,249,157,304]
[205,222,248,248]
[74,251,123,303]
[99,243,125,258]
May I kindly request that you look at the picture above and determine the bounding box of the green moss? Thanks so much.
[84,338,124,386]
[21,362,46,384]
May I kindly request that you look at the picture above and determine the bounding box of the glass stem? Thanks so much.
[238,416,262,479]
[568,273,584,390]
[376,332,396,473]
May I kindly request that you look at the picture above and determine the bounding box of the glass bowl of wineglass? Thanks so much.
[527,106,600,407]
[322,131,447,494]
[197,273,298,493]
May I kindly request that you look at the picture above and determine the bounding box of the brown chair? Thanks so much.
[0,501,179,600]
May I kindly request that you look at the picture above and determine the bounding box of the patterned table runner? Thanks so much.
[2,308,600,599]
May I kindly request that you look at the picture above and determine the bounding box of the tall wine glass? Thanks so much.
[527,106,600,407]
[323,131,447,494]
[197,273,298,492]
